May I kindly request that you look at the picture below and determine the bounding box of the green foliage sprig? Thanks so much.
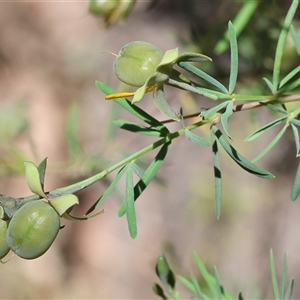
[0,0,299,262]
[153,251,294,300]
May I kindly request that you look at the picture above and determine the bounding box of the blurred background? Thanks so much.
[0,0,300,298]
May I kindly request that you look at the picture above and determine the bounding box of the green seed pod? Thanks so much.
[0,219,9,259]
[89,0,135,28]
[113,41,164,87]
[6,200,60,260]
[89,0,119,17]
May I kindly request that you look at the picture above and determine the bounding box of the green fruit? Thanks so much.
[6,200,60,259]
[89,0,119,16]
[0,219,9,259]
[113,41,164,87]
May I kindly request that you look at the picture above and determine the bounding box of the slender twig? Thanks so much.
[12,93,300,206]
[20,119,209,204]
[159,93,300,124]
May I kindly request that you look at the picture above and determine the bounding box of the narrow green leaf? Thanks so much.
[176,52,212,63]
[286,279,294,300]
[62,209,104,221]
[245,116,287,142]
[86,165,128,215]
[211,130,222,219]
[153,84,180,121]
[228,21,238,93]
[215,1,258,54]
[134,142,170,200]
[229,0,258,35]
[291,124,300,156]
[24,161,47,198]
[270,249,280,300]
[200,101,230,120]
[184,76,231,100]
[178,275,210,300]
[156,254,176,290]
[289,118,300,127]
[193,252,218,300]
[37,157,48,190]
[119,142,170,216]
[280,254,288,300]
[49,194,79,216]
[278,77,300,94]
[279,65,300,89]
[263,77,275,92]
[222,287,235,300]
[272,0,299,91]
[251,125,288,163]
[152,283,168,300]
[96,81,169,132]
[290,24,300,55]
[177,276,195,294]
[167,77,219,100]
[213,268,222,300]
[291,161,300,201]
[131,162,145,179]
[238,292,245,300]
[211,125,275,179]
[178,62,228,93]
[220,101,234,139]
[263,103,288,115]
[113,119,167,137]
[125,166,137,238]
[185,129,211,147]
[190,274,208,299]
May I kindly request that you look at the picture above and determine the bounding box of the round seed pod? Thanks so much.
[113,41,164,87]
[0,219,9,259]
[6,200,60,260]
[89,0,119,17]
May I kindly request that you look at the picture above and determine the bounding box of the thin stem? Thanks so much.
[160,93,300,124]
[18,92,300,204]
[21,119,209,204]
